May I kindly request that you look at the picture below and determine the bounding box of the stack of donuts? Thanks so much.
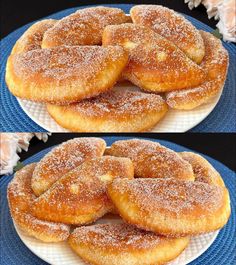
[5,5,229,132]
[7,138,231,265]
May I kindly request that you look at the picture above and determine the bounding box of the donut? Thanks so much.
[103,23,206,92]
[130,5,205,64]
[11,19,57,55]
[108,178,231,237]
[106,139,195,181]
[7,164,70,242]
[68,223,190,265]
[31,137,106,196]
[31,156,134,225]
[42,6,129,48]
[5,45,128,104]
[166,31,229,110]
[46,90,168,132]
[180,152,225,187]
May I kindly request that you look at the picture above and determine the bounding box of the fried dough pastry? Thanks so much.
[68,223,190,265]
[7,164,70,242]
[6,45,128,104]
[42,6,129,48]
[103,24,205,92]
[106,139,194,180]
[108,178,231,237]
[31,137,106,196]
[166,31,229,109]
[11,19,57,55]
[46,90,168,132]
[130,5,205,64]
[31,156,134,225]
[180,152,225,187]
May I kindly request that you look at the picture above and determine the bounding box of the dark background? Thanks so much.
[16,133,236,171]
[1,0,220,38]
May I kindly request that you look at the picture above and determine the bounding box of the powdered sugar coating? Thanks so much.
[7,44,128,104]
[7,164,70,242]
[31,156,134,224]
[130,5,205,63]
[111,178,226,217]
[31,137,106,195]
[180,152,225,187]
[11,19,57,55]
[166,31,229,109]
[103,23,205,92]
[12,45,125,81]
[42,6,129,48]
[70,223,169,250]
[62,90,166,117]
[199,31,228,79]
[166,78,222,108]
[107,139,194,180]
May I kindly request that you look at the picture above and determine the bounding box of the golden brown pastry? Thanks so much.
[46,90,168,132]
[108,178,231,237]
[7,164,70,242]
[31,156,134,225]
[11,19,57,55]
[180,152,225,187]
[130,5,205,64]
[5,45,128,104]
[106,139,195,181]
[166,31,229,110]
[103,23,206,93]
[42,6,129,48]
[31,137,106,196]
[68,223,190,265]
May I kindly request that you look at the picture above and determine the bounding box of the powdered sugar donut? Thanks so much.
[68,223,190,265]
[106,139,195,181]
[31,156,134,225]
[108,178,231,236]
[6,45,128,104]
[7,164,70,242]
[130,5,205,64]
[31,137,106,196]
[166,31,229,110]
[46,90,168,132]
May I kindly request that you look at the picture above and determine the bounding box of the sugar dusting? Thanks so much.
[112,178,225,216]
[131,5,205,60]
[7,164,70,240]
[12,19,56,54]
[32,137,105,194]
[180,152,224,186]
[35,156,132,204]
[42,6,129,47]
[64,90,166,117]
[12,45,125,81]
[104,23,200,71]
[108,139,194,180]
[166,31,229,108]
[71,223,167,250]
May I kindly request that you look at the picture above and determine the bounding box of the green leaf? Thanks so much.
[211,28,222,39]
[14,161,25,172]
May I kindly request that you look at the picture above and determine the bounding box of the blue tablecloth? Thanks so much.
[0,4,236,132]
[0,136,235,264]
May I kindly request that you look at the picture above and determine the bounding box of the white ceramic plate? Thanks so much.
[14,216,219,265]
[17,81,223,132]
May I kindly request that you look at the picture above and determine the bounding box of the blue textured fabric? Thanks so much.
[0,4,235,132]
[0,136,236,265]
